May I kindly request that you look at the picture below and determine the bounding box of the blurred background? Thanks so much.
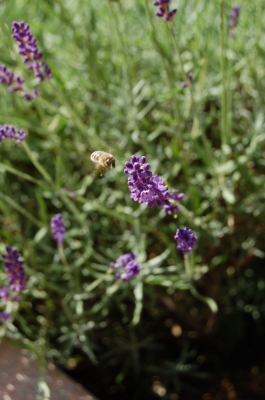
[0,0,265,399]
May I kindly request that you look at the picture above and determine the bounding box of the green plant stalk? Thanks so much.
[184,253,191,277]
[59,193,86,228]
[0,162,46,187]
[0,192,44,228]
[108,0,133,91]
[84,268,113,293]
[177,203,198,228]
[22,142,54,186]
[143,0,180,123]
[58,245,81,293]
[47,80,106,150]
[169,24,214,167]
[220,0,228,149]
[190,284,218,313]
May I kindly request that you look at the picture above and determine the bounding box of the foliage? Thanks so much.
[0,1,265,399]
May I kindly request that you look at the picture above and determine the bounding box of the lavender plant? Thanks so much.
[0,1,264,399]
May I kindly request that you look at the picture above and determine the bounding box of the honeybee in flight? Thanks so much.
[90,151,116,177]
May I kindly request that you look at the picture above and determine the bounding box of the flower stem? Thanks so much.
[85,268,113,293]
[184,253,192,278]
[22,142,54,186]
[220,0,228,151]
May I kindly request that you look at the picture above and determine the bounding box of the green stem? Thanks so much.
[47,81,106,150]
[143,0,180,123]
[60,193,86,228]
[85,268,113,293]
[190,284,218,313]
[0,162,46,187]
[108,0,133,90]
[22,142,54,186]
[0,192,44,228]
[184,253,191,277]
[169,24,213,167]
[220,0,228,150]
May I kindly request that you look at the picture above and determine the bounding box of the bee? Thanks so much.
[90,151,116,177]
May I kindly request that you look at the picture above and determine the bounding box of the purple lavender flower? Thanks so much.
[124,155,171,208]
[0,311,10,321]
[116,252,135,267]
[50,214,66,247]
[181,72,193,88]
[188,72,193,82]
[12,21,52,82]
[0,64,39,101]
[165,9,177,21]
[163,189,184,214]
[153,0,177,21]
[110,252,141,281]
[0,65,24,89]
[2,247,27,292]
[228,6,241,37]
[0,125,26,144]
[174,227,198,255]
[0,287,9,302]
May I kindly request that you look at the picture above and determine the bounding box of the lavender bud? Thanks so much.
[174,228,198,254]
[50,214,66,247]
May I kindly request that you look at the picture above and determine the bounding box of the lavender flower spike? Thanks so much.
[228,6,241,37]
[110,252,141,281]
[174,227,198,255]
[50,214,66,247]
[124,155,171,208]
[12,21,52,81]
[2,247,27,292]
[0,125,26,144]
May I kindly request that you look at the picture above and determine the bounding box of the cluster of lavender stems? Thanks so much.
[0,125,26,144]
[153,0,177,21]
[228,6,241,37]
[50,214,66,247]
[0,8,201,311]
[110,253,141,281]
[0,247,27,321]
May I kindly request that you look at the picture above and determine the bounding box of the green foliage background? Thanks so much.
[0,0,265,399]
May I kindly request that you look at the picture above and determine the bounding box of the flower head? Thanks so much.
[174,227,198,254]
[50,214,66,247]
[153,0,177,21]
[110,252,141,281]
[124,155,171,208]
[0,125,26,144]
[12,21,52,81]
[2,247,27,292]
